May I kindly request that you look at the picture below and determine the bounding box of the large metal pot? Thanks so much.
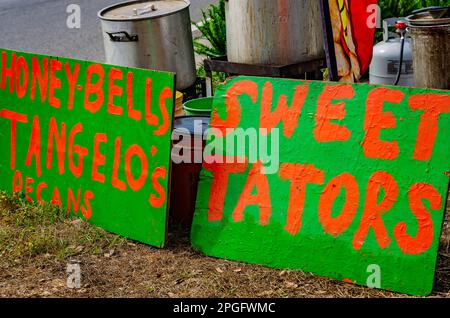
[225,0,324,65]
[406,10,450,89]
[98,0,196,90]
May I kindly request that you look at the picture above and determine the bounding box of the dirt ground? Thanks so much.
[0,193,449,298]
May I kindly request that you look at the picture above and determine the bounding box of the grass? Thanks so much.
[0,191,126,267]
[0,191,448,298]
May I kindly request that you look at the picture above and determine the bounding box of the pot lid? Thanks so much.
[99,0,190,21]
[406,7,450,26]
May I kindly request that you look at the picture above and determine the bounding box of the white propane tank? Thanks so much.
[370,18,415,86]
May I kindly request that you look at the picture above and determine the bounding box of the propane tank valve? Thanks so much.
[395,21,407,31]
[394,20,408,86]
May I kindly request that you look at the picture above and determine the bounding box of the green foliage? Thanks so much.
[196,65,227,89]
[375,0,450,43]
[380,0,449,18]
[379,0,421,19]
[192,0,226,57]
[378,0,449,20]
[420,0,450,7]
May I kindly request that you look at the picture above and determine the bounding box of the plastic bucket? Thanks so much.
[182,97,213,116]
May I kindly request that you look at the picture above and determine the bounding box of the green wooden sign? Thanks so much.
[191,76,450,296]
[0,48,175,247]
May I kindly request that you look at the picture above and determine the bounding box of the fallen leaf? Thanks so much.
[215,267,224,273]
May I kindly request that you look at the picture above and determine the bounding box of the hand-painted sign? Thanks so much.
[320,0,378,82]
[191,76,450,296]
[0,48,175,247]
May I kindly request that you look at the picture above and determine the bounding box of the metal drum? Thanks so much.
[406,9,450,89]
[225,0,324,65]
[98,0,196,90]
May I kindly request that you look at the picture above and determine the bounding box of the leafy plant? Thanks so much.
[192,0,227,58]
[375,0,450,43]
[378,0,422,20]
[196,65,227,88]
[420,0,450,7]
[379,0,449,20]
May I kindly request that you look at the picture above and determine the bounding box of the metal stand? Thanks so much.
[203,56,326,96]
[180,77,207,101]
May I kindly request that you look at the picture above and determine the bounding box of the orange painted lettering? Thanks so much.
[64,62,80,110]
[127,72,141,121]
[125,144,148,191]
[107,68,124,116]
[84,64,104,113]
[260,82,308,138]
[211,80,257,135]
[203,156,248,222]
[314,84,355,142]
[362,87,404,160]
[49,59,62,108]
[0,109,28,169]
[408,94,450,161]
[1,51,16,93]
[232,161,272,225]
[318,173,359,237]
[46,117,66,174]
[68,123,88,178]
[92,133,107,183]
[394,183,442,255]
[353,171,398,250]
[279,163,325,235]
[112,137,127,191]
[25,116,42,177]
[15,56,29,99]
[149,167,167,208]
[154,86,172,136]
[30,57,48,102]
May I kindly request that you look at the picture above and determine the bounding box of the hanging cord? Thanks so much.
[394,21,407,86]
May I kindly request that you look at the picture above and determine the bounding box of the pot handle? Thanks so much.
[106,31,138,42]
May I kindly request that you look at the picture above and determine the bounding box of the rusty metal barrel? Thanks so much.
[407,9,450,89]
[225,0,324,65]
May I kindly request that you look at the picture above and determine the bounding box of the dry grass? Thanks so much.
[0,191,449,298]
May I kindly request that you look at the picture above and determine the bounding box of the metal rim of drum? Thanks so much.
[406,12,450,27]
[98,0,190,22]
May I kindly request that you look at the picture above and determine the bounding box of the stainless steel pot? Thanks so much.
[98,0,196,90]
